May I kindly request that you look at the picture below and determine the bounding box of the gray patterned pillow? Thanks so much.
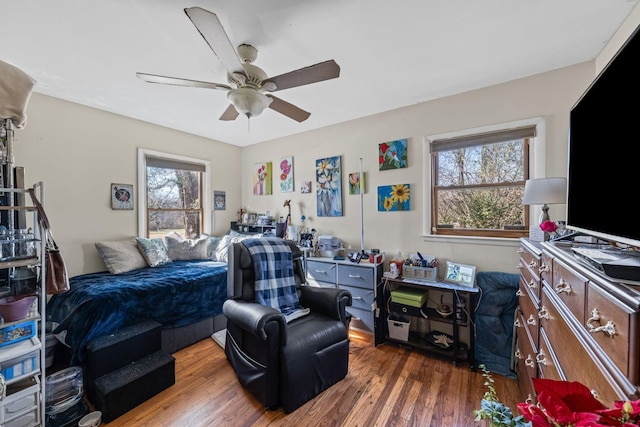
[164,232,210,261]
[95,239,148,274]
[136,237,172,267]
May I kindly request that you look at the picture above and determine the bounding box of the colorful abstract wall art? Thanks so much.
[316,155,343,216]
[348,172,365,195]
[379,139,408,170]
[377,184,411,211]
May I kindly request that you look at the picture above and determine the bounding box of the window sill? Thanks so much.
[421,234,521,248]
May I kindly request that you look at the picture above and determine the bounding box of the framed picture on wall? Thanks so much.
[111,183,133,210]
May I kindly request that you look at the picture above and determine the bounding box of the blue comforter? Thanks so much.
[47,260,228,365]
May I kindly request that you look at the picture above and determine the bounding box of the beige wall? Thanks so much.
[10,6,638,277]
[13,94,241,276]
[240,62,594,274]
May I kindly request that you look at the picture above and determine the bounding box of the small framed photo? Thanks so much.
[443,261,476,287]
[214,191,226,210]
[111,184,133,210]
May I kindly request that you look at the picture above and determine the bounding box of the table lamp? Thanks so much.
[522,177,567,224]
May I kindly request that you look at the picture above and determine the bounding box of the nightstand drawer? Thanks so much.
[307,260,336,285]
[337,264,374,289]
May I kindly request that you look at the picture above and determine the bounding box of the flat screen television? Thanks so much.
[566,24,640,249]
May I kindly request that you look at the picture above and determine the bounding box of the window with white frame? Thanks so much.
[428,125,535,239]
[137,149,211,238]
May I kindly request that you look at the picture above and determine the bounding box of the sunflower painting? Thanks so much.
[316,155,342,217]
[378,139,408,170]
[377,184,411,211]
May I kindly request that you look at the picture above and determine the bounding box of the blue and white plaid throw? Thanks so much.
[244,237,309,322]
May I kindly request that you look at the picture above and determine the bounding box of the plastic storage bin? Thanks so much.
[0,338,40,383]
[387,314,410,341]
[0,377,41,427]
[0,319,36,347]
[45,366,84,415]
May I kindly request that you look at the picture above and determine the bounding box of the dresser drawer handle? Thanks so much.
[348,274,362,279]
[516,289,524,297]
[517,248,524,254]
[528,260,537,269]
[352,296,363,300]
[525,355,535,368]
[525,394,533,404]
[526,314,537,326]
[538,307,549,320]
[517,262,523,269]
[539,263,550,273]
[590,389,600,400]
[514,318,523,328]
[586,308,617,337]
[527,280,537,289]
[555,278,573,295]
[314,270,327,274]
[514,349,523,359]
[536,350,548,366]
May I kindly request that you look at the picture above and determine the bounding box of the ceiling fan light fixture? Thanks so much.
[227,88,272,118]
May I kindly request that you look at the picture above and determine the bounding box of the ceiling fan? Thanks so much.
[137,7,340,122]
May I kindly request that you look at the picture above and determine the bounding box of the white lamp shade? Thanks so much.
[227,88,272,118]
[522,177,567,205]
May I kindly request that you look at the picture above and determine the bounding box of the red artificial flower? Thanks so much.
[540,220,558,233]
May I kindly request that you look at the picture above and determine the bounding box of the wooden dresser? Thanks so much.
[516,239,640,405]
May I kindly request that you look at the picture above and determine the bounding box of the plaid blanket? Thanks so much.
[243,237,309,322]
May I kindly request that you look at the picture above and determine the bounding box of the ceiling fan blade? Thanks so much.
[219,104,240,121]
[136,73,231,90]
[184,7,245,76]
[263,60,340,92]
[268,95,311,122]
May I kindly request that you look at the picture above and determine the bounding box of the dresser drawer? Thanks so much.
[347,306,374,333]
[539,252,553,285]
[519,258,540,303]
[517,279,539,351]
[345,285,375,312]
[337,264,374,289]
[551,258,588,324]
[540,286,629,405]
[519,246,540,281]
[537,327,564,381]
[587,283,638,384]
[307,260,336,285]
[514,312,537,392]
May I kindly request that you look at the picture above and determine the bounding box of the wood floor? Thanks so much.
[102,331,522,427]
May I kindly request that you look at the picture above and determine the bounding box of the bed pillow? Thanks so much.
[214,234,259,262]
[201,234,223,260]
[136,237,172,267]
[164,232,210,261]
[95,238,148,274]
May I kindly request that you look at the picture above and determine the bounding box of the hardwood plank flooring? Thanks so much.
[102,332,521,427]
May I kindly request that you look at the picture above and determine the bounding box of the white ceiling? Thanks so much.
[2,0,638,147]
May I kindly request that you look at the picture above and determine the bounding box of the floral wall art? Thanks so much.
[378,138,408,170]
[316,155,342,217]
[279,156,294,193]
[377,184,411,211]
[348,172,365,195]
[253,162,272,195]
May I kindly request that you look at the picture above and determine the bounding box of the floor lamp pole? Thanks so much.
[360,158,365,254]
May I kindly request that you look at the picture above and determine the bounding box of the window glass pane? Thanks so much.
[436,186,525,229]
[147,167,201,209]
[148,210,201,239]
[436,140,525,186]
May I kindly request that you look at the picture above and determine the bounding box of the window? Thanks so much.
[429,125,534,239]
[137,149,211,238]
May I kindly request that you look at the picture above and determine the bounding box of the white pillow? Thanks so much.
[214,234,258,262]
[95,239,148,274]
[165,232,210,261]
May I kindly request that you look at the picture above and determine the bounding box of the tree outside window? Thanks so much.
[430,126,532,239]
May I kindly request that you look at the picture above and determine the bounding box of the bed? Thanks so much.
[47,259,228,366]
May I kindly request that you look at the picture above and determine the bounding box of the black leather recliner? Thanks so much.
[223,239,352,413]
